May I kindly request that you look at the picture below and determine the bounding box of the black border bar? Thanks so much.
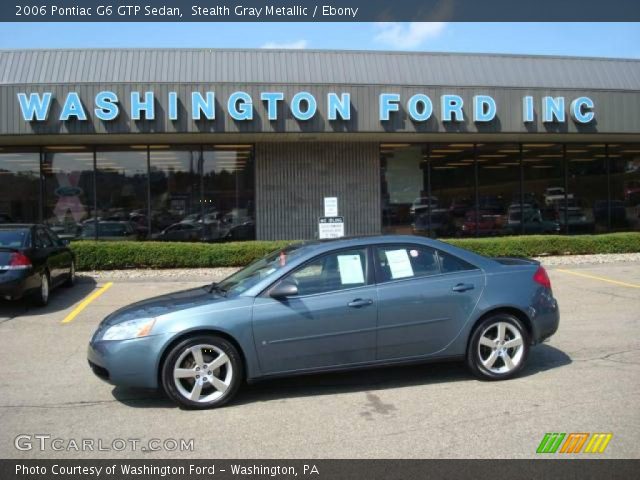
[4,1,640,22]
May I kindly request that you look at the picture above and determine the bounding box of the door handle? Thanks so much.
[452,283,475,293]
[348,298,374,308]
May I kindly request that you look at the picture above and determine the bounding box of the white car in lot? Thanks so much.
[544,187,574,206]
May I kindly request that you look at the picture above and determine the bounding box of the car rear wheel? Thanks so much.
[467,314,529,380]
[31,271,50,307]
[161,335,243,409]
[63,261,76,287]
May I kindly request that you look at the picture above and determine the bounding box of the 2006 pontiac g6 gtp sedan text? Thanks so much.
[88,235,559,409]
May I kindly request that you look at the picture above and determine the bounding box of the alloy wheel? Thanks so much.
[477,321,524,374]
[173,344,233,403]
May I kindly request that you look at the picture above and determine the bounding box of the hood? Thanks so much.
[100,285,224,327]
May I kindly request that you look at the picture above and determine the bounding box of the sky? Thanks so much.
[0,22,639,58]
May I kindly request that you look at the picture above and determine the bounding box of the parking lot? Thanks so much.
[0,262,639,459]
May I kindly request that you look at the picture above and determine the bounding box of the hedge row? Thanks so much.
[70,233,640,271]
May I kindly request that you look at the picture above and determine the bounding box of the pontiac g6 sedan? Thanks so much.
[88,235,559,409]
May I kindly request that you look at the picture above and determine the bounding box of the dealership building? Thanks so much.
[0,48,639,241]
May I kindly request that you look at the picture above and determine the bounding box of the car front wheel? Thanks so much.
[161,335,243,409]
[467,314,529,380]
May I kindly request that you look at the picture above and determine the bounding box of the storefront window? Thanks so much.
[95,147,148,240]
[201,145,255,241]
[521,144,564,235]
[0,149,40,224]
[609,144,640,232]
[566,144,606,234]
[430,143,476,238]
[380,144,426,235]
[476,144,520,236]
[149,146,201,241]
[42,148,95,240]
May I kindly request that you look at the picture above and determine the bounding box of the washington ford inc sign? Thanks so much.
[16,91,596,124]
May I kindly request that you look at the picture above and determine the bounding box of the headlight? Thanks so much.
[102,318,156,341]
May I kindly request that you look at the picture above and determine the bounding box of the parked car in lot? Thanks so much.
[506,206,561,234]
[409,196,439,217]
[593,200,628,227]
[558,207,595,234]
[88,235,560,409]
[544,187,573,206]
[412,209,457,237]
[0,224,75,306]
[80,221,139,241]
[152,223,205,242]
[460,210,505,236]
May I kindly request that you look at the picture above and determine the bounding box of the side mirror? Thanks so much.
[270,280,298,299]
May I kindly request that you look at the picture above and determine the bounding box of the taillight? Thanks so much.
[8,252,32,270]
[533,266,551,289]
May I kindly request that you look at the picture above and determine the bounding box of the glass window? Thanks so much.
[609,144,640,232]
[34,227,53,249]
[202,145,255,242]
[95,147,148,240]
[375,245,439,283]
[521,144,564,235]
[566,144,605,234]
[43,148,95,240]
[438,250,477,273]
[429,143,476,238]
[0,228,30,248]
[0,149,40,224]
[380,144,427,235]
[149,146,201,239]
[283,248,369,296]
[475,144,519,237]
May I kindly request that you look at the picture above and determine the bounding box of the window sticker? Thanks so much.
[337,254,365,284]
[385,249,414,279]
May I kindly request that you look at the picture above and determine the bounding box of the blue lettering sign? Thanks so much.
[441,95,464,122]
[17,92,52,121]
[191,92,215,120]
[261,92,284,120]
[327,93,351,121]
[168,92,178,121]
[473,95,496,122]
[131,91,155,121]
[570,96,595,123]
[59,92,87,121]
[228,91,253,121]
[379,93,400,121]
[407,94,433,122]
[94,91,119,121]
[523,96,534,123]
[291,92,317,121]
[542,96,565,123]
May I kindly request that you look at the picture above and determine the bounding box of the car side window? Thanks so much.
[45,228,64,247]
[285,248,369,296]
[437,250,477,273]
[376,245,439,283]
[34,228,53,249]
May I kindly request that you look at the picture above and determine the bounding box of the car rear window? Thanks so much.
[0,229,29,248]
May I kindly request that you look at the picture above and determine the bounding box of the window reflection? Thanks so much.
[202,146,255,241]
[150,147,201,241]
[95,147,148,241]
[43,148,95,240]
[0,149,40,224]
[609,144,640,232]
[566,144,605,234]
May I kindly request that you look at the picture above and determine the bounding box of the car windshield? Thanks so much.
[216,244,306,297]
[0,229,29,248]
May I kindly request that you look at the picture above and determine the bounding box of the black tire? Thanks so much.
[466,314,530,381]
[161,335,243,409]
[63,260,76,287]
[31,270,50,307]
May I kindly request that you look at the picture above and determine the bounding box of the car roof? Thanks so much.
[0,223,37,229]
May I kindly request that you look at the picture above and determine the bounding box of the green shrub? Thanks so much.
[71,240,296,271]
[71,233,640,271]
[444,232,640,257]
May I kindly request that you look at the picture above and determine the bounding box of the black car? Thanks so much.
[0,224,76,306]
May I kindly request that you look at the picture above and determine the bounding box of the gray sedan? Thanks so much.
[88,235,559,409]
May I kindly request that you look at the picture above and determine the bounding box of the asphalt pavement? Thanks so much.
[0,262,638,459]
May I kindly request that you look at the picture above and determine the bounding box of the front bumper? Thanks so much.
[87,332,174,389]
